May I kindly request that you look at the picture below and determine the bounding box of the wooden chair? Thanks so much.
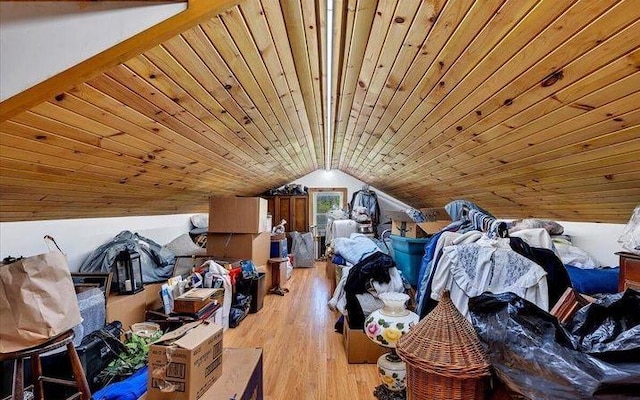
[0,330,90,400]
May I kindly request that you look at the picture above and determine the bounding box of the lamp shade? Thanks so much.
[364,292,419,348]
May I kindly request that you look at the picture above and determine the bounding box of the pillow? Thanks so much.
[509,218,564,235]
[190,214,208,229]
[554,240,602,269]
[164,233,206,256]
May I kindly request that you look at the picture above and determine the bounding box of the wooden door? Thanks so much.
[291,196,308,232]
[278,196,293,229]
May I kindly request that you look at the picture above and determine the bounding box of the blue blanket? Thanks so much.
[565,265,619,294]
[92,366,148,400]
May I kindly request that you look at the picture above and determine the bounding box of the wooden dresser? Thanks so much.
[616,251,640,291]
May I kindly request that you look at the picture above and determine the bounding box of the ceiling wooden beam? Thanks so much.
[0,0,239,122]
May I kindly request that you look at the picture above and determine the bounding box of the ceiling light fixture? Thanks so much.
[325,0,334,171]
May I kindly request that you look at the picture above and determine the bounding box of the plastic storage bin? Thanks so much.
[390,234,429,286]
[270,238,288,259]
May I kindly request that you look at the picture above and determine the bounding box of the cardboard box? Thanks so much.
[174,297,214,315]
[386,208,451,238]
[326,259,337,296]
[145,282,165,312]
[343,316,387,364]
[106,290,146,331]
[148,322,224,400]
[209,197,269,234]
[206,232,270,267]
[204,348,263,400]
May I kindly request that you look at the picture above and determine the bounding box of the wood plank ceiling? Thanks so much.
[1,0,639,223]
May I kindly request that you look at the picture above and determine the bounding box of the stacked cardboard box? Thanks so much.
[207,197,270,268]
[206,232,270,268]
[208,197,270,234]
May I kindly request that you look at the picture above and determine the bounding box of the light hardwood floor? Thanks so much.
[223,261,379,400]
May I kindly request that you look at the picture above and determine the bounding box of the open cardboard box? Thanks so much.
[147,321,224,400]
[386,208,451,238]
[343,316,387,364]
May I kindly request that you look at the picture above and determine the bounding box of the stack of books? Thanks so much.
[173,288,222,320]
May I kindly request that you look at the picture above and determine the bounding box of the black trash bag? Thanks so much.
[469,292,640,400]
[228,293,252,329]
[565,289,640,363]
[79,230,175,283]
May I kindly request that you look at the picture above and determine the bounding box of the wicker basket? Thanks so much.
[397,291,491,400]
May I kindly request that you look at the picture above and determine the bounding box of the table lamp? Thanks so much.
[364,292,419,397]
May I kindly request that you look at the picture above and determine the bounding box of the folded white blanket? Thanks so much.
[333,233,379,265]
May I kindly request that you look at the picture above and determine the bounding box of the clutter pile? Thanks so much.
[262,184,308,196]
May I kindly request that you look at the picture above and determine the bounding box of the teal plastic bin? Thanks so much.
[390,234,429,286]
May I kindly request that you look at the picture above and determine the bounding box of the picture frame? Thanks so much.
[308,188,348,236]
[71,272,113,300]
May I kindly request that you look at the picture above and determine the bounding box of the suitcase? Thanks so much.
[75,321,123,390]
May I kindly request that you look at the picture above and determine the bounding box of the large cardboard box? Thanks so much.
[145,282,165,311]
[387,208,451,238]
[106,290,146,331]
[209,197,269,234]
[206,232,270,267]
[343,316,387,364]
[204,348,263,400]
[148,322,224,400]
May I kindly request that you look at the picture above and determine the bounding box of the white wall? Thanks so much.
[0,1,185,101]
[0,214,192,272]
[557,221,625,267]
[289,169,411,214]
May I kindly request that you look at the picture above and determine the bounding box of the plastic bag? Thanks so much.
[240,259,258,279]
[79,230,175,283]
[291,231,314,267]
[619,205,640,254]
[469,292,640,400]
[565,289,640,363]
[229,293,252,328]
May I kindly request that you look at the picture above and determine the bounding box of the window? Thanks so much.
[309,188,347,236]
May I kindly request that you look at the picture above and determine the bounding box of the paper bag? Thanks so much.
[0,251,83,353]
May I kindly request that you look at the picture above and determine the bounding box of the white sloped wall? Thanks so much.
[0,1,185,101]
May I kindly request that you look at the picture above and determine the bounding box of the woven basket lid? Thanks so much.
[397,291,491,379]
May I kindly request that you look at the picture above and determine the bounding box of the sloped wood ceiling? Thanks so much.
[1,0,639,223]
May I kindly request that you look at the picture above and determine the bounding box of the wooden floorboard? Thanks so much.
[223,261,379,400]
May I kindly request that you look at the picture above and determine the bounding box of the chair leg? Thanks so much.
[66,343,91,400]
[30,354,44,400]
[12,358,24,400]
